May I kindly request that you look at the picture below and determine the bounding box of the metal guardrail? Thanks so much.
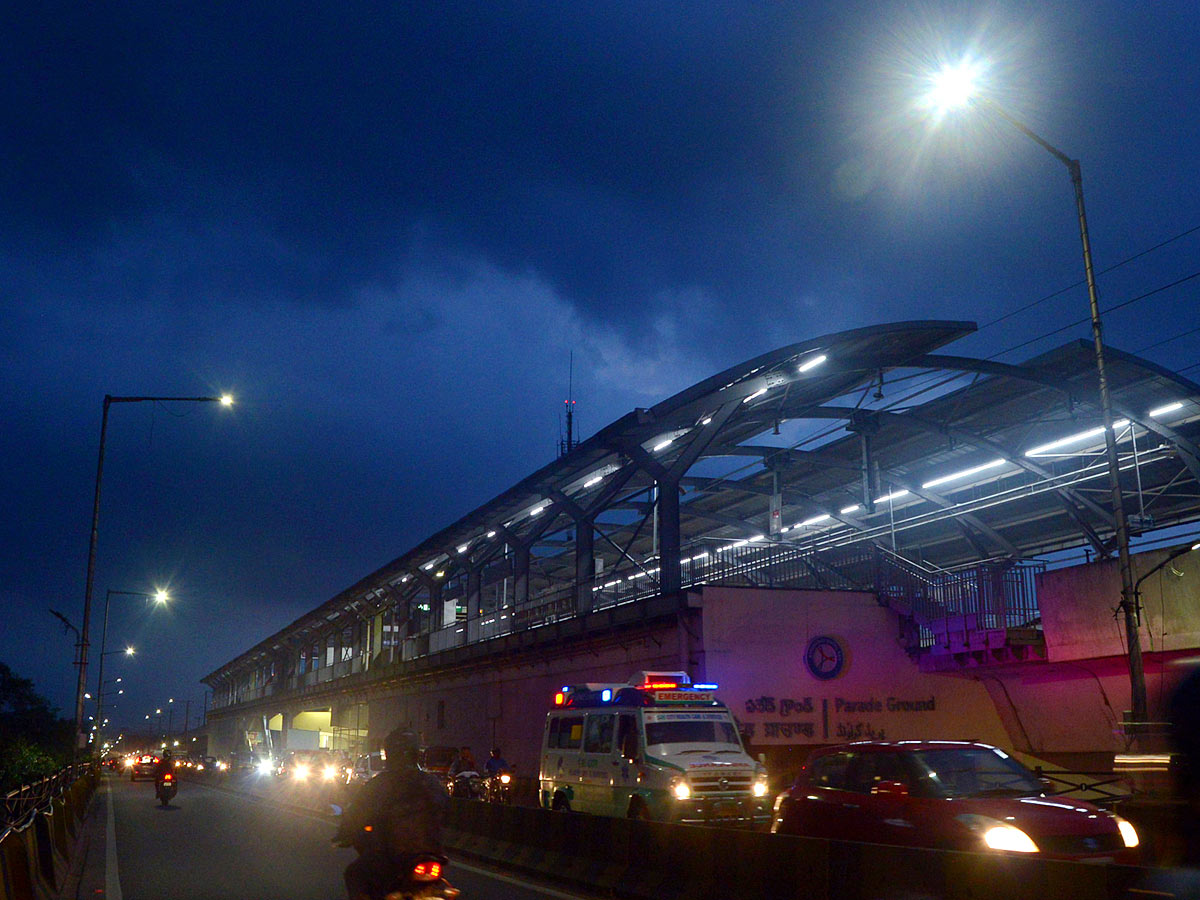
[1032,767,1136,808]
[2,764,89,832]
[211,539,1048,709]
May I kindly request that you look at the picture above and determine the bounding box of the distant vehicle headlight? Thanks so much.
[217,761,229,771]
[123,758,134,768]
[294,763,311,781]
[195,763,205,771]
[1114,816,1140,848]
[256,760,274,776]
[499,773,511,784]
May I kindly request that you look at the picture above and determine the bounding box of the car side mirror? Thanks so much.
[871,780,910,798]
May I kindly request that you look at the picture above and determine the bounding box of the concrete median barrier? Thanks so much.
[0,826,38,900]
[443,801,1153,900]
[0,770,96,900]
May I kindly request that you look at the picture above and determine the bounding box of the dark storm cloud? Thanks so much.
[4,2,835,321]
[3,0,1198,725]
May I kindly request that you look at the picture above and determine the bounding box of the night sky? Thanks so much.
[3,1,1198,736]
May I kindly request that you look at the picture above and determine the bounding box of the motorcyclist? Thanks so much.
[335,728,448,900]
[153,750,174,782]
[447,746,477,777]
[483,747,509,778]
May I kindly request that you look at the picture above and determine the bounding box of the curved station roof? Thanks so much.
[206,321,1200,683]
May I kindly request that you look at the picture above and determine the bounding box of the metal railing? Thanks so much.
[3,764,88,831]
[213,538,1046,708]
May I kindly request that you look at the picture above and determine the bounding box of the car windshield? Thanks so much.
[644,719,741,747]
[908,747,1044,798]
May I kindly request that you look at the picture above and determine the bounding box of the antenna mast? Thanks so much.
[559,351,579,458]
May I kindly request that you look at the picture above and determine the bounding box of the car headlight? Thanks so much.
[982,823,1039,853]
[323,765,338,781]
[671,778,691,801]
[957,814,1039,853]
[294,764,310,781]
[257,760,274,775]
[1114,815,1140,848]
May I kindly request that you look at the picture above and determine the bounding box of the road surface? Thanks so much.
[99,773,588,900]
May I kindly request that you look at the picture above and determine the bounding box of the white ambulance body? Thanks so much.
[538,671,770,826]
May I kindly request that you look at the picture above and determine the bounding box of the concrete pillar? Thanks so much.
[575,518,596,614]
[514,543,530,605]
[658,477,681,596]
[467,566,482,619]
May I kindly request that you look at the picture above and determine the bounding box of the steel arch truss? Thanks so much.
[205,322,1200,691]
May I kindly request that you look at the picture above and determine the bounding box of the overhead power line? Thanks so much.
[976,222,1200,334]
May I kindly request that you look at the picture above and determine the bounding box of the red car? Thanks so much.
[771,741,1140,864]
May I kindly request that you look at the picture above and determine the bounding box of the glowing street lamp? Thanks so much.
[924,59,1147,733]
[73,393,233,754]
[94,588,166,747]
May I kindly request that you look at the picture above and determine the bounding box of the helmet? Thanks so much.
[382,728,419,766]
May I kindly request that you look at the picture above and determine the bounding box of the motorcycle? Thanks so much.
[483,770,512,805]
[379,854,459,900]
[155,771,178,807]
[330,804,460,900]
[447,770,483,800]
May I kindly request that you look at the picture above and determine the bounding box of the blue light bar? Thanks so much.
[561,686,571,692]
[692,683,719,690]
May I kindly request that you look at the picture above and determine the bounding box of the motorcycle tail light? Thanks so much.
[163,774,173,781]
[411,861,441,882]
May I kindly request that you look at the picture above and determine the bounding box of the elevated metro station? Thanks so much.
[202,321,1200,775]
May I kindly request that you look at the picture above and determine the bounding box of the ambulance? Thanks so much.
[538,671,770,826]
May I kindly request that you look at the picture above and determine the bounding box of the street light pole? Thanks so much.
[94,652,132,749]
[73,393,232,755]
[94,588,163,747]
[971,97,1147,732]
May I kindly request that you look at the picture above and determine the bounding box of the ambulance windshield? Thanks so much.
[645,719,740,747]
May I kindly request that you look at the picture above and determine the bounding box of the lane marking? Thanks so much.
[452,859,595,900]
[105,780,123,900]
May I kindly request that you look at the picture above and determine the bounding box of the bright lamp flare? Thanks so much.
[219,394,234,406]
[928,61,980,112]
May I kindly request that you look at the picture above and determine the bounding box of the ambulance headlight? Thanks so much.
[671,778,691,801]
[752,777,769,798]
